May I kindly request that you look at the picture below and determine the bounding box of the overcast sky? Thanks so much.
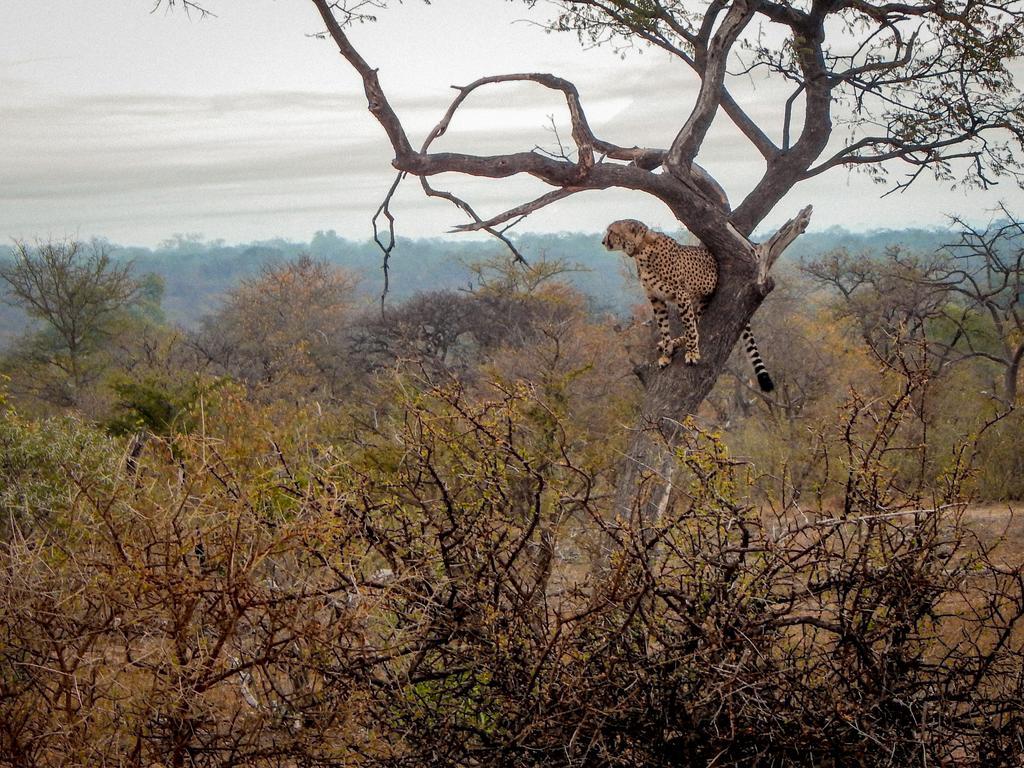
[2,0,1023,247]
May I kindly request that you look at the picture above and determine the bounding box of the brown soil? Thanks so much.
[962,503,1024,563]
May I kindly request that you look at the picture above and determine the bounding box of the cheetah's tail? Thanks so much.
[741,325,774,392]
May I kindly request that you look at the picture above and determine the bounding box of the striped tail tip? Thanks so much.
[757,372,775,393]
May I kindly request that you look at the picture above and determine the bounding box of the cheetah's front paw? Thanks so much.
[657,354,672,369]
[684,349,701,365]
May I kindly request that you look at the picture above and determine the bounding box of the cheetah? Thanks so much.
[602,218,775,392]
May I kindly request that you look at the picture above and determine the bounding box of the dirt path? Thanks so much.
[963,503,1023,561]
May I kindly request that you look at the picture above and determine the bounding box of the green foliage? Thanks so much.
[0,239,161,413]
[614,0,661,30]
[132,271,167,323]
[103,373,210,436]
[0,406,119,537]
[927,302,1003,356]
[969,408,1024,499]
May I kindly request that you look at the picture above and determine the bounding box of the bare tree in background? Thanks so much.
[933,209,1024,405]
[805,210,1024,406]
[191,254,359,400]
[802,246,951,366]
[160,0,1024,520]
[0,240,140,404]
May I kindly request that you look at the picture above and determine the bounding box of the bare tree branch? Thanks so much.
[664,0,760,177]
[448,188,583,233]
[754,204,814,287]
[372,171,403,309]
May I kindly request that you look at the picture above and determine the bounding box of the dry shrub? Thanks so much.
[1,371,1022,767]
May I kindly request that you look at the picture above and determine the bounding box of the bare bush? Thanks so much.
[1,361,1022,766]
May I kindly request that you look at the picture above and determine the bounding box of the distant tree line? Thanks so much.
[0,224,963,338]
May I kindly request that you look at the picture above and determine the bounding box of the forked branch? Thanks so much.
[422,73,596,176]
[416,73,597,246]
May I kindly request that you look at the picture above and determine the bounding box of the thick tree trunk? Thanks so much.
[613,264,763,525]
[613,207,813,528]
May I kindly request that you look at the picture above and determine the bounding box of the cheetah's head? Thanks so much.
[602,219,649,256]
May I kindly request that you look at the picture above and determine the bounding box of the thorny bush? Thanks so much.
[0,370,1022,767]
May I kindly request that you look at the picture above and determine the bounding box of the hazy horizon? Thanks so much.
[0,218,973,254]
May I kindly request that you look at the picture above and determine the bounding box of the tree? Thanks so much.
[928,209,1024,405]
[805,211,1024,406]
[0,239,141,406]
[702,273,882,497]
[347,257,597,379]
[162,0,1024,518]
[314,0,1024,520]
[192,254,360,400]
[802,246,950,366]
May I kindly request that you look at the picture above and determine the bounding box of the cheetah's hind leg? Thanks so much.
[675,295,701,365]
[649,296,676,368]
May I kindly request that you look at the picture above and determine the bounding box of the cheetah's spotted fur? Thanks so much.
[603,219,774,392]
